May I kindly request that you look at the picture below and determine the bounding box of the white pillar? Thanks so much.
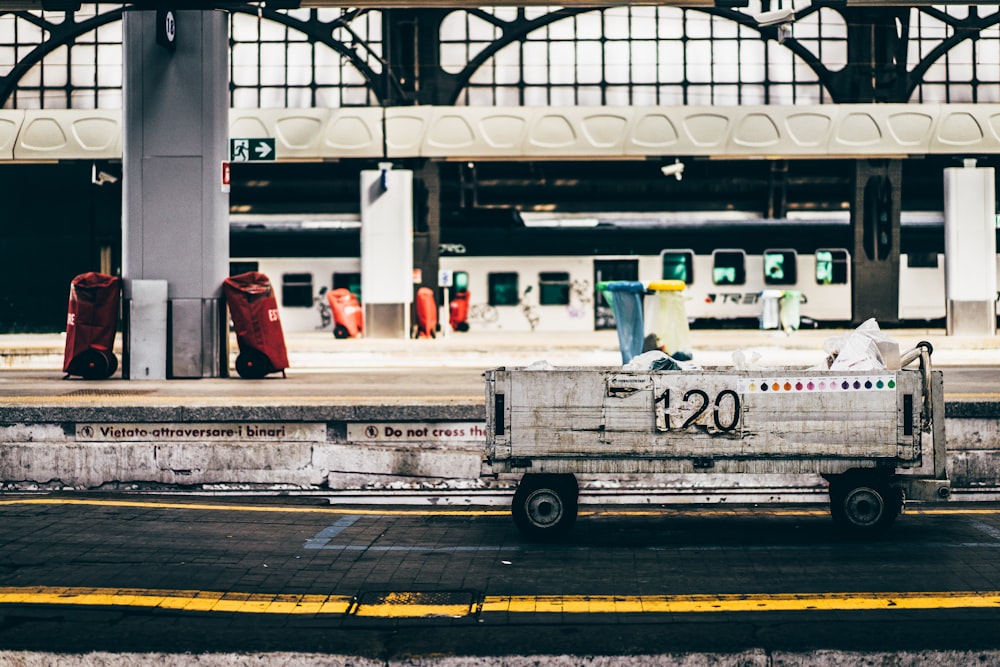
[360,164,414,339]
[943,160,997,336]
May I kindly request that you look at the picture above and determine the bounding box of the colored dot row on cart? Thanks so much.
[737,377,897,393]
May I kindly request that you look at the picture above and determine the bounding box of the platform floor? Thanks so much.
[1,327,998,404]
[4,326,1000,369]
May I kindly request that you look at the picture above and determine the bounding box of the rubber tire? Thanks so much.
[333,324,350,339]
[76,349,112,380]
[511,473,578,540]
[235,350,270,379]
[829,471,902,538]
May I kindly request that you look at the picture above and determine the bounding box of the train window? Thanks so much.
[815,249,849,284]
[489,272,519,306]
[281,273,314,307]
[661,251,693,284]
[712,251,746,285]
[906,252,940,269]
[230,261,259,275]
[763,250,797,285]
[538,271,571,305]
[333,272,362,302]
[453,271,469,294]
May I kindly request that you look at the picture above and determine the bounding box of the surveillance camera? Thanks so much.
[754,7,795,27]
[91,163,119,186]
[661,161,685,181]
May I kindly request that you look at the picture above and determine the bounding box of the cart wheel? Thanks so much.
[511,473,578,539]
[333,324,350,339]
[76,349,112,380]
[235,350,269,379]
[829,471,901,537]
[455,322,470,333]
[107,352,119,376]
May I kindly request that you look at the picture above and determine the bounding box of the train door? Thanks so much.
[594,259,638,330]
[333,272,362,302]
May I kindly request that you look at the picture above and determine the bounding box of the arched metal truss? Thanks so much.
[1,3,999,109]
[0,7,123,107]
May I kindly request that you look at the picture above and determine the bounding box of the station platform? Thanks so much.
[1,326,998,499]
[3,325,1000,373]
[1,325,998,409]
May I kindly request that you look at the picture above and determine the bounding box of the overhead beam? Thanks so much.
[3,104,1000,163]
[3,0,999,10]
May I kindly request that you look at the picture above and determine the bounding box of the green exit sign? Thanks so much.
[230,138,276,162]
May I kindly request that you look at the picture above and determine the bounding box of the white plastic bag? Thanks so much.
[826,318,900,371]
[623,349,700,371]
[731,349,763,370]
[623,350,669,370]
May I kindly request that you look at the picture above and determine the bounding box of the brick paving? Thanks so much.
[2,495,1000,656]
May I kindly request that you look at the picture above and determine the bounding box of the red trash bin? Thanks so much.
[449,290,470,332]
[326,288,364,339]
[414,286,437,338]
[223,271,289,379]
[63,272,121,380]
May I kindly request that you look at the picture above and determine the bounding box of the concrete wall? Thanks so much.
[1,404,997,500]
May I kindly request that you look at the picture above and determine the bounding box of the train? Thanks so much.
[229,210,998,334]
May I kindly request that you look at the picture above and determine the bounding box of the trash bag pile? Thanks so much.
[819,318,900,371]
[622,350,700,372]
[625,317,902,372]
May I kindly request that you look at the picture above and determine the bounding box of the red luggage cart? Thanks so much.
[449,289,470,332]
[326,288,364,339]
[223,272,289,379]
[63,272,121,380]
[414,286,437,338]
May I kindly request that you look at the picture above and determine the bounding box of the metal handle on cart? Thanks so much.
[900,341,935,433]
[899,340,933,368]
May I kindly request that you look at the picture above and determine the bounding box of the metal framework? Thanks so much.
[2,3,999,109]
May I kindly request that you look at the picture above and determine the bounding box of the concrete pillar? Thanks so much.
[122,279,167,380]
[944,161,997,336]
[361,164,414,338]
[413,161,441,331]
[850,159,902,325]
[122,10,229,378]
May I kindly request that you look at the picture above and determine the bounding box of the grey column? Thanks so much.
[413,160,441,329]
[850,159,902,325]
[122,10,229,378]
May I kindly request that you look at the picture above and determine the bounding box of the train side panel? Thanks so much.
[899,254,946,321]
[670,253,852,323]
[235,257,361,334]
[238,249,988,334]
[441,255,597,332]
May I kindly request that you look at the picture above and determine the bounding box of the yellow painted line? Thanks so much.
[2,497,999,518]
[496,591,1000,614]
[3,391,995,404]
[354,592,473,618]
[0,498,507,517]
[945,393,1000,400]
[0,395,481,405]
[2,587,1000,616]
[911,508,1000,515]
[355,603,472,618]
[0,587,351,614]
